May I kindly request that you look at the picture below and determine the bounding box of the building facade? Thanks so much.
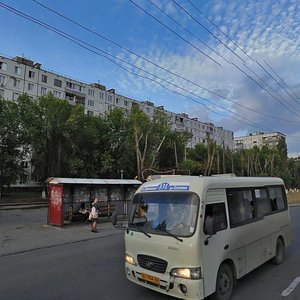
[234,131,286,150]
[0,55,234,150]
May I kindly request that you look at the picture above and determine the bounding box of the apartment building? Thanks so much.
[234,131,286,150]
[0,55,234,150]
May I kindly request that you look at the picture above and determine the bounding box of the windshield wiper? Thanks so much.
[129,223,151,238]
[158,228,183,242]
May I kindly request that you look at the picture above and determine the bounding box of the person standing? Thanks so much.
[90,197,99,233]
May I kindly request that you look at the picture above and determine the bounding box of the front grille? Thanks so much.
[137,254,168,274]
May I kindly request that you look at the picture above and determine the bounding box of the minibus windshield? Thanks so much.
[128,192,199,237]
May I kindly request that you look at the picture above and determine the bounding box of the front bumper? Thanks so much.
[125,262,205,300]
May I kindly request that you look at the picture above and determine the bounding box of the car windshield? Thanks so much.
[128,192,199,237]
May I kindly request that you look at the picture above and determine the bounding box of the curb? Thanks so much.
[0,204,48,210]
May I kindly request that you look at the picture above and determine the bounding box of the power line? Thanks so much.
[129,0,300,116]
[241,62,300,113]
[3,0,300,152]
[185,0,255,63]
[0,1,276,133]
[263,59,300,105]
[31,0,300,124]
[127,0,222,66]
[232,61,299,116]
[171,0,246,63]
[3,3,300,150]
[182,0,300,109]
[144,0,231,65]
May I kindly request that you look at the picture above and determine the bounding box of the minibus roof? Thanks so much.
[138,175,284,193]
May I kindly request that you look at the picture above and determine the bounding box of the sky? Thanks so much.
[1,0,300,156]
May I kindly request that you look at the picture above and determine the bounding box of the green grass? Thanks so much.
[287,191,300,204]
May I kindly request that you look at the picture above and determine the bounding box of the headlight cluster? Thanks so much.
[125,254,137,266]
[170,267,201,279]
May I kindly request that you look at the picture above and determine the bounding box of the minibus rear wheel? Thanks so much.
[211,263,233,300]
[272,237,285,265]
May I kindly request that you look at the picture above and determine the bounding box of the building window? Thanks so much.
[108,104,113,111]
[124,100,128,106]
[53,90,62,99]
[87,110,94,116]
[108,95,113,102]
[41,87,47,95]
[0,89,4,98]
[88,89,95,97]
[0,62,7,71]
[88,99,94,107]
[99,92,104,100]
[54,78,62,88]
[28,83,34,91]
[13,92,20,101]
[116,97,119,104]
[41,74,47,83]
[28,71,35,78]
[15,66,22,75]
[0,74,7,85]
[66,81,84,92]
[14,78,21,88]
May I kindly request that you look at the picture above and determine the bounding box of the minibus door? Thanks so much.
[201,201,230,297]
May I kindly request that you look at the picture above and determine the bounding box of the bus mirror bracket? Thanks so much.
[112,212,127,230]
[204,216,217,245]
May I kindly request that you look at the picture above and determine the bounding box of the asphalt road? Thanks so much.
[0,206,299,300]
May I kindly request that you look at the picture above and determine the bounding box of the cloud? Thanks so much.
[117,1,300,153]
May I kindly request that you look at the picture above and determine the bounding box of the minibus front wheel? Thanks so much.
[211,263,233,300]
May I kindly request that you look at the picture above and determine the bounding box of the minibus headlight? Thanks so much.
[170,267,201,279]
[125,254,137,266]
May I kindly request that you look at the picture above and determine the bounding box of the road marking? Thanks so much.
[281,277,300,297]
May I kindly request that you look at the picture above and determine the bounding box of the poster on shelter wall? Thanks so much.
[110,187,122,201]
[73,185,91,203]
[92,187,108,202]
[126,186,138,201]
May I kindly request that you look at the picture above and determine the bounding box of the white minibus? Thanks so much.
[123,175,292,300]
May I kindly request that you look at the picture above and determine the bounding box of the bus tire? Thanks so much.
[272,238,285,265]
[211,263,233,300]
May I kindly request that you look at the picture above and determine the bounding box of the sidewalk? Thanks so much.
[0,207,124,257]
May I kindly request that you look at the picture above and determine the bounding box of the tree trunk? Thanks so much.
[207,143,216,176]
[217,150,220,174]
[222,141,226,173]
[134,130,141,180]
[174,141,178,168]
[150,136,166,169]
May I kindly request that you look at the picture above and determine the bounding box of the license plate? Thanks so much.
[141,272,160,285]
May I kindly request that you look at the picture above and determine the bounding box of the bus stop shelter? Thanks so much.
[46,177,142,227]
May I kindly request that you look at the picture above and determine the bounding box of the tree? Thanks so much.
[159,130,192,170]
[0,99,26,197]
[103,108,133,178]
[65,104,116,178]
[128,105,151,180]
[18,94,72,182]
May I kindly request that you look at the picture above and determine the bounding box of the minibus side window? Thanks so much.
[268,186,287,211]
[255,188,272,217]
[227,189,255,227]
[204,203,227,233]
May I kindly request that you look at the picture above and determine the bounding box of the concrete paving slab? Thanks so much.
[0,207,123,257]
